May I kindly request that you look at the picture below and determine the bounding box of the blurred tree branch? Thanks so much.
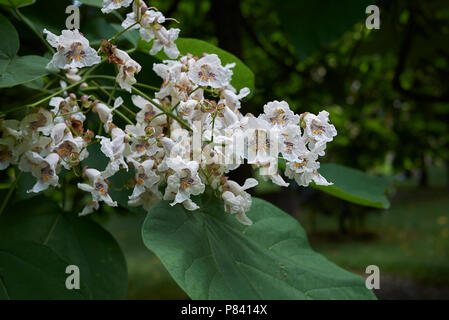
[393,8,449,103]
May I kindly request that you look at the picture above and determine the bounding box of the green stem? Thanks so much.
[109,22,140,42]
[108,81,118,106]
[15,8,55,54]
[0,171,22,217]
[90,81,134,125]
[90,80,136,116]
[131,87,192,132]
[134,83,160,91]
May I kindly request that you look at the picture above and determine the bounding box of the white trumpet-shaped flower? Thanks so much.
[97,127,129,178]
[127,158,160,200]
[19,151,60,193]
[284,152,331,187]
[221,178,258,225]
[101,0,133,14]
[44,29,100,70]
[260,100,300,128]
[162,156,205,210]
[113,48,142,92]
[188,54,234,88]
[94,97,123,133]
[77,168,117,216]
[302,111,337,154]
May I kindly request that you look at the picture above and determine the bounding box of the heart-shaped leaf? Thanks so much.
[0,196,128,299]
[0,14,49,88]
[78,0,102,7]
[0,240,88,299]
[0,0,35,9]
[0,55,50,88]
[142,195,376,299]
[314,163,393,209]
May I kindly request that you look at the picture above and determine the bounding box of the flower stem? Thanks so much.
[90,81,135,125]
[15,8,55,54]
[0,171,22,217]
[109,22,140,43]
[134,83,160,91]
[131,87,192,132]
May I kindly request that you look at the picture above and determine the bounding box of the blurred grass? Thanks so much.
[300,187,449,286]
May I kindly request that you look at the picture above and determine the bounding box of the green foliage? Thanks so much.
[78,0,102,7]
[0,0,35,8]
[276,0,372,60]
[0,14,49,88]
[314,163,393,209]
[0,241,88,299]
[0,196,128,299]
[139,37,255,91]
[142,194,375,299]
[0,13,19,59]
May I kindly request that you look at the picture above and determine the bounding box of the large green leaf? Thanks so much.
[139,37,255,92]
[0,0,35,8]
[0,13,19,61]
[78,0,102,7]
[0,196,128,299]
[0,241,90,299]
[142,195,376,299]
[276,0,372,60]
[314,163,392,209]
[0,14,49,88]
[0,55,50,88]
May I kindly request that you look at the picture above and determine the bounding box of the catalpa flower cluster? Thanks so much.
[0,0,337,225]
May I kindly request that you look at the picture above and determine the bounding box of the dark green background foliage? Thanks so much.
[0,0,448,300]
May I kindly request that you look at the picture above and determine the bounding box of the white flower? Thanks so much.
[149,27,180,59]
[94,97,123,133]
[113,48,141,92]
[122,6,163,30]
[0,137,18,170]
[279,125,306,162]
[163,156,205,210]
[128,188,162,211]
[284,152,331,187]
[125,123,159,159]
[132,95,166,130]
[222,87,250,111]
[302,111,337,153]
[77,168,117,216]
[66,68,82,83]
[123,7,180,59]
[97,127,129,178]
[0,120,22,169]
[50,123,87,169]
[153,59,183,99]
[44,29,101,70]
[101,0,133,14]
[50,97,86,124]
[221,178,258,225]
[19,151,60,193]
[260,100,300,128]
[21,108,54,137]
[127,158,160,200]
[244,116,281,168]
[188,54,234,88]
